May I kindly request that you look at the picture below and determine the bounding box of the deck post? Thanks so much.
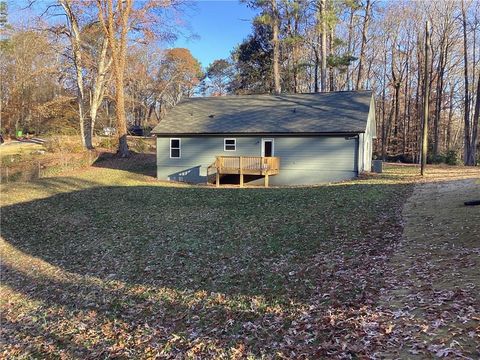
[264,173,269,187]
[216,171,220,188]
[239,156,244,187]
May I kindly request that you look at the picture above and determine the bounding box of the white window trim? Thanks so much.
[224,138,237,152]
[261,138,274,156]
[170,138,181,158]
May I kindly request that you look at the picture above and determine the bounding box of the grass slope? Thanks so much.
[0,142,45,158]
[0,163,478,358]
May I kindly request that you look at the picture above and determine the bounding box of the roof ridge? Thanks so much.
[188,90,372,100]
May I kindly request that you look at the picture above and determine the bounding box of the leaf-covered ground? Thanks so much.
[378,178,480,358]
[1,162,479,358]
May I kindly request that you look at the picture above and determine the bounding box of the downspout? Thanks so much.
[359,133,363,174]
[355,133,361,175]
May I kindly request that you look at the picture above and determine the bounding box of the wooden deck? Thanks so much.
[207,156,280,187]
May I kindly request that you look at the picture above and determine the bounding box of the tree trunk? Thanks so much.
[97,0,131,157]
[415,34,424,164]
[385,97,395,156]
[89,36,111,145]
[293,11,300,93]
[393,82,400,154]
[356,0,371,90]
[313,48,319,92]
[433,40,447,157]
[381,37,387,160]
[462,0,472,165]
[114,70,129,157]
[271,0,281,94]
[421,21,431,176]
[469,72,480,165]
[403,52,410,157]
[60,0,92,149]
[381,97,386,160]
[328,28,334,91]
[346,6,355,91]
[319,0,327,92]
[446,83,454,151]
[391,43,400,155]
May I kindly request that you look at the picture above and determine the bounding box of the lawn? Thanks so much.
[0,142,45,158]
[0,136,155,184]
[1,162,479,358]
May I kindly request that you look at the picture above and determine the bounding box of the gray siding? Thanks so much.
[157,136,358,185]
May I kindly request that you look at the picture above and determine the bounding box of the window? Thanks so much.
[170,138,181,158]
[224,138,236,151]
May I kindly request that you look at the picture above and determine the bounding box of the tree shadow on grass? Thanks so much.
[1,180,411,357]
[2,260,289,358]
[92,151,156,178]
[0,290,94,359]
[1,181,410,303]
[1,247,296,358]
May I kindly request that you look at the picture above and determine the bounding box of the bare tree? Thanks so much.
[461,0,472,165]
[356,0,371,90]
[60,0,111,150]
[421,20,431,176]
[319,0,327,92]
[5,0,478,166]
[60,0,89,148]
[470,72,480,165]
[271,0,281,94]
[97,0,132,157]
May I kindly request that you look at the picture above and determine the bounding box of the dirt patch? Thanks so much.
[379,179,480,358]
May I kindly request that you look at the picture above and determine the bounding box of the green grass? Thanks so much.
[0,142,45,158]
[0,164,478,358]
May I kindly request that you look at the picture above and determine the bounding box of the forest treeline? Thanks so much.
[0,0,479,164]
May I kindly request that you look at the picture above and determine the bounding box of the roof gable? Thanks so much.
[152,90,373,135]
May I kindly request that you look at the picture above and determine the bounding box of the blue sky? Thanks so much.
[6,0,258,69]
[175,1,258,68]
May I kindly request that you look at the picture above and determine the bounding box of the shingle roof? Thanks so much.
[152,90,373,135]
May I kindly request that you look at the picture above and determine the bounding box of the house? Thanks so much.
[151,90,376,186]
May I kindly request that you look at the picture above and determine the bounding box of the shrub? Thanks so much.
[43,137,61,153]
[445,150,460,165]
[1,154,22,166]
[386,154,415,163]
[131,138,149,153]
[427,154,446,164]
[0,151,96,184]
[44,136,84,153]
[97,136,118,150]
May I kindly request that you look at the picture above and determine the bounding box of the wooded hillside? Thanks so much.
[205,0,480,166]
[0,0,478,165]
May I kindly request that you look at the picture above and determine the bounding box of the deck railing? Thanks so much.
[216,156,279,174]
[207,156,280,187]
